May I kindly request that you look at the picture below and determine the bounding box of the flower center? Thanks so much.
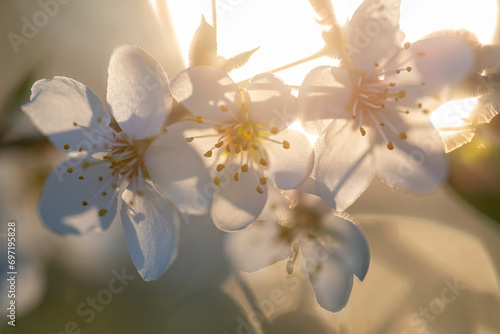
[347,42,428,150]
[63,118,152,215]
[187,102,290,194]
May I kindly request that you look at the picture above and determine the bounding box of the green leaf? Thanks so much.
[220,47,260,73]
[188,15,217,67]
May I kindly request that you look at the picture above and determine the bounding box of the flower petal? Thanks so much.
[347,0,404,73]
[107,43,171,140]
[300,241,353,312]
[211,170,267,232]
[170,66,241,124]
[266,129,314,190]
[373,111,448,193]
[39,156,118,235]
[246,73,295,130]
[144,123,212,215]
[313,119,374,211]
[121,183,179,281]
[225,218,291,272]
[298,66,352,134]
[22,76,111,152]
[386,35,476,105]
[321,212,370,280]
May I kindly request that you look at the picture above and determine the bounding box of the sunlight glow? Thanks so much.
[159,0,498,146]
[289,121,319,146]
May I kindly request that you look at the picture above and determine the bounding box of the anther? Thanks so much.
[225,145,231,153]
[213,177,221,185]
[389,83,396,87]
[195,116,203,124]
[406,66,412,72]
[282,140,290,149]
[421,82,426,86]
[380,123,385,126]
[256,186,264,194]
[259,158,268,166]
[404,42,411,49]
[374,62,379,67]
[234,135,244,144]
[252,143,259,150]
[387,141,394,150]
[64,144,70,150]
[234,172,239,182]
[67,168,73,173]
[98,176,103,181]
[271,127,279,135]
[417,52,425,57]
[78,147,83,152]
[398,90,406,99]
[241,164,249,173]
[82,201,88,206]
[360,127,366,136]
[220,105,229,112]
[185,137,194,142]
[98,209,108,217]
[216,164,225,172]
[234,146,242,154]
[215,141,224,148]
[380,104,385,108]
[398,132,407,140]
[395,69,401,74]
[102,192,107,196]
[204,150,213,157]
[260,177,267,185]
[79,176,84,180]
[417,103,422,109]
[73,122,78,126]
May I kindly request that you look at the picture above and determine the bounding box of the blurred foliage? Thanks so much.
[448,114,500,223]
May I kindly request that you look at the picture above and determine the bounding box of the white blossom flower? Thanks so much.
[298,0,476,211]
[22,44,210,281]
[169,66,315,231]
[225,190,369,312]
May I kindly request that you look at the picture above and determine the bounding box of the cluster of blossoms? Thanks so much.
[22,0,495,312]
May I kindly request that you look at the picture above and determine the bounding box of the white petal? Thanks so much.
[373,111,448,193]
[298,66,352,134]
[225,218,291,272]
[107,43,171,140]
[387,35,476,104]
[347,0,404,73]
[246,73,295,129]
[211,170,267,231]
[22,76,111,152]
[321,212,370,280]
[170,66,241,124]
[266,129,314,190]
[39,156,118,235]
[144,123,212,215]
[121,183,179,281]
[313,119,374,211]
[300,241,353,312]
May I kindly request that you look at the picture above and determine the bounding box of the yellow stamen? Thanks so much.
[213,176,221,185]
[67,168,73,173]
[185,137,194,142]
[271,127,279,134]
[398,132,407,140]
[195,116,203,124]
[216,164,225,172]
[256,186,264,194]
[204,150,213,157]
[234,172,239,182]
[387,141,394,150]
[220,105,229,112]
[360,127,366,136]
[98,209,108,217]
[64,144,70,150]
[259,158,268,166]
[282,140,290,149]
[82,201,88,206]
[260,177,267,185]
[241,164,249,173]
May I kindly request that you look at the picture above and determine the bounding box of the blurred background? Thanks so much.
[1,0,500,333]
